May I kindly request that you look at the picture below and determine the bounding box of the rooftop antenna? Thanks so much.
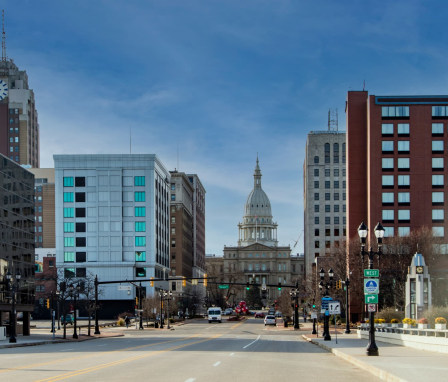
[2,10,6,62]
[328,108,338,132]
[363,80,366,91]
[129,127,132,154]
[177,144,179,171]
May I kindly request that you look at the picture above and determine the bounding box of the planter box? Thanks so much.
[403,324,412,329]
[390,323,398,328]
[435,323,446,330]
[418,324,428,329]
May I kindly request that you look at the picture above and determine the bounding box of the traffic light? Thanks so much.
[150,277,154,287]
[135,297,139,307]
[204,274,207,287]
[336,280,342,290]
[46,299,50,309]
[261,289,267,299]
[246,282,250,290]
[312,299,316,309]
[278,283,282,291]
[182,277,186,287]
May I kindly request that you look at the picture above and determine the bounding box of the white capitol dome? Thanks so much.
[238,157,278,247]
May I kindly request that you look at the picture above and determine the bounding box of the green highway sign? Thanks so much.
[218,285,229,289]
[365,294,379,304]
[364,269,379,278]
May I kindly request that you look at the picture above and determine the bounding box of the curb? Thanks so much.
[302,335,406,382]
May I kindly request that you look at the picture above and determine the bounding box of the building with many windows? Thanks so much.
[0,59,39,167]
[29,168,55,249]
[187,174,206,279]
[54,154,170,316]
[303,131,346,277]
[346,91,448,320]
[169,170,194,280]
[0,153,35,335]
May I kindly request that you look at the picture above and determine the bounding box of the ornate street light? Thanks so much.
[319,268,333,341]
[6,270,21,343]
[358,221,384,357]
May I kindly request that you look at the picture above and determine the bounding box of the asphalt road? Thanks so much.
[0,318,379,382]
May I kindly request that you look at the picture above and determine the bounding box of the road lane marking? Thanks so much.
[60,349,73,352]
[34,334,224,382]
[230,321,245,329]
[243,335,260,349]
[0,334,202,375]
[229,353,235,356]
[185,379,196,382]
[213,361,221,367]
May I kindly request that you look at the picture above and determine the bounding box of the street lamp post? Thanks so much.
[6,270,21,343]
[289,283,300,329]
[159,290,164,329]
[358,221,384,357]
[319,267,334,341]
[70,283,81,339]
[139,282,144,330]
[344,278,351,334]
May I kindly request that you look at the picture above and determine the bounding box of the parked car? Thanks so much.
[224,308,233,315]
[254,312,265,318]
[275,311,282,318]
[61,314,74,325]
[264,315,276,326]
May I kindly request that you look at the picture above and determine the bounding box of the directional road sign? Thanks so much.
[364,279,379,294]
[321,297,333,313]
[364,269,379,278]
[328,301,341,315]
[365,294,379,304]
[218,285,229,289]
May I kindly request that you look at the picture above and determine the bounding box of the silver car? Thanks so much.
[264,315,276,326]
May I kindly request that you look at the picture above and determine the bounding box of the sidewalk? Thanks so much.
[0,321,124,349]
[302,323,448,382]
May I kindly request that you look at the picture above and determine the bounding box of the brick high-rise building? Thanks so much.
[346,91,448,320]
[169,171,194,280]
[29,168,55,249]
[0,59,39,167]
[187,174,206,278]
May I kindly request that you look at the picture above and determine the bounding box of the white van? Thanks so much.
[207,307,222,323]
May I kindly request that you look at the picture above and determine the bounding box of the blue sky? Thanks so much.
[6,1,448,256]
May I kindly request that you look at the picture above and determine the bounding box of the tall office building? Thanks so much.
[303,131,346,277]
[346,91,448,319]
[187,174,206,278]
[169,171,194,280]
[0,59,39,167]
[54,154,170,316]
[28,168,55,249]
[0,153,35,335]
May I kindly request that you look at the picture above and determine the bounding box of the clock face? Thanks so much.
[0,79,8,100]
[416,266,424,274]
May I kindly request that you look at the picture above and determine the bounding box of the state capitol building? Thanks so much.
[206,158,304,306]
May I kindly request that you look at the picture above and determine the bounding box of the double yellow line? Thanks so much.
[34,334,223,382]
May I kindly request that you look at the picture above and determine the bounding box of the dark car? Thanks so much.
[254,312,265,318]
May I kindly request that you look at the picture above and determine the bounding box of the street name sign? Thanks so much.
[364,279,379,294]
[118,286,131,291]
[365,294,379,304]
[311,312,317,319]
[364,269,379,278]
[328,301,341,315]
[218,285,229,289]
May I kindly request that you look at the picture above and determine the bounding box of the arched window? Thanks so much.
[333,143,339,163]
[325,143,330,163]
